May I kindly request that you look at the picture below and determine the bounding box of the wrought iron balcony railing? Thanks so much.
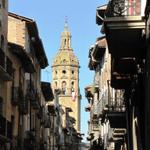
[108,98,126,112]
[106,0,142,17]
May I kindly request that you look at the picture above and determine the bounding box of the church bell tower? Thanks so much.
[51,21,81,131]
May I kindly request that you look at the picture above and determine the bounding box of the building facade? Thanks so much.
[0,8,54,150]
[85,0,150,150]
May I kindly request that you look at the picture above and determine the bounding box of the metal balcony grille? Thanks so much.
[106,0,141,17]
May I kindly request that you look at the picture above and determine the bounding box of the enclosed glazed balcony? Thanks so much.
[104,0,146,57]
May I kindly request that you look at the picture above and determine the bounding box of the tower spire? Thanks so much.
[60,17,72,50]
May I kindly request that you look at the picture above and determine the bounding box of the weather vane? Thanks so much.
[65,16,68,24]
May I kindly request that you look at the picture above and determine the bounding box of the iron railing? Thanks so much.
[106,0,141,17]
[108,98,125,112]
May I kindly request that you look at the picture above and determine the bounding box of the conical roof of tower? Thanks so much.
[52,22,79,67]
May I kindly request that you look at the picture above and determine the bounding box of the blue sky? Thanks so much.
[9,0,106,142]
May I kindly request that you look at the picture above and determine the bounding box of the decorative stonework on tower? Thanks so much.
[52,22,81,131]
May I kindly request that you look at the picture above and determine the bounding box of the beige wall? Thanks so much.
[8,16,26,48]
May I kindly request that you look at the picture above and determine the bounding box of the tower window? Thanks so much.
[55,71,57,74]
[72,70,74,74]
[62,81,66,95]
[71,81,74,86]
[62,70,66,74]
[63,59,66,63]
[64,39,66,46]
[71,81,74,92]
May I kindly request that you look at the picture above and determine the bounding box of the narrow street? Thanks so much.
[0,0,150,150]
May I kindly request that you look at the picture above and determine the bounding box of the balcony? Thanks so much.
[92,119,99,131]
[85,85,94,103]
[90,37,106,63]
[111,72,132,89]
[112,57,138,75]
[48,104,56,115]
[85,104,91,112]
[0,114,12,140]
[104,0,146,57]
[19,89,28,114]
[11,86,20,105]
[30,90,40,110]
[112,128,126,141]
[107,99,126,128]
[0,48,13,81]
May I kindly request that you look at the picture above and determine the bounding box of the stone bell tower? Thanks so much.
[51,21,81,131]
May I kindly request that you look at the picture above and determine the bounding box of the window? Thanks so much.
[62,70,66,74]
[71,81,74,92]
[72,70,74,74]
[71,81,74,86]
[55,71,57,74]
[63,59,66,63]
[62,81,66,95]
